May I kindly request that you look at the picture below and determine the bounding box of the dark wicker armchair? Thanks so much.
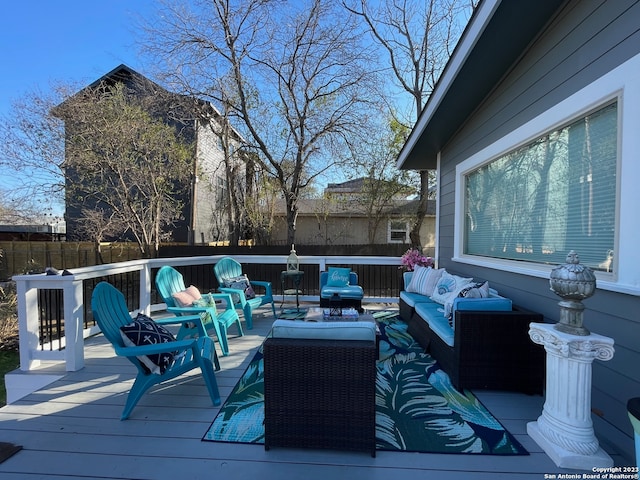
[263,332,377,457]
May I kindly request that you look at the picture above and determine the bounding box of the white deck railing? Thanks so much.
[13,254,402,373]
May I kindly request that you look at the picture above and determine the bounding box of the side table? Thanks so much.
[280,270,304,311]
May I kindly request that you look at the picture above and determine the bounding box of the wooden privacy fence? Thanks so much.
[0,242,143,280]
[1,242,427,281]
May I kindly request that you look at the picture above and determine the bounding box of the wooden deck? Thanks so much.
[0,306,623,479]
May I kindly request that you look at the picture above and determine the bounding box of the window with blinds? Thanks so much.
[463,102,617,272]
[388,220,409,243]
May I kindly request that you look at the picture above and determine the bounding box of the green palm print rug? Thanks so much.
[203,314,528,455]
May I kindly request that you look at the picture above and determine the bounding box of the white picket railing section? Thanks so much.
[13,254,402,374]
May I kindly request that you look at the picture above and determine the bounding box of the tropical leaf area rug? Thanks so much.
[203,315,528,455]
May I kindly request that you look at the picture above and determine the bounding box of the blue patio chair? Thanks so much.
[319,269,364,311]
[213,256,276,329]
[155,265,243,356]
[91,281,221,420]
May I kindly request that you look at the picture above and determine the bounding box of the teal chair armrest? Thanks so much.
[249,280,272,295]
[154,313,204,324]
[166,306,207,314]
[210,292,235,309]
[155,313,208,337]
[115,338,196,358]
[219,286,247,305]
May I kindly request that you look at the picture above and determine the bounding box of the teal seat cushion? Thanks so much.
[415,301,453,346]
[399,290,434,307]
[271,319,376,341]
[453,297,512,312]
[320,284,364,300]
[414,301,443,319]
[427,315,455,347]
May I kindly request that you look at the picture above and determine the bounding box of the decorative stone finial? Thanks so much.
[549,250,596,336]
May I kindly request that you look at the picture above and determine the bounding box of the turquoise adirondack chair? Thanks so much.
[213,256,276,329]
[91,281,221,420]
[155,265,243,356]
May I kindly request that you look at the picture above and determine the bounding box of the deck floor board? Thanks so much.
[0,306,623,479]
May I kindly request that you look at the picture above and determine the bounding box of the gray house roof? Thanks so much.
[396,0,566,170]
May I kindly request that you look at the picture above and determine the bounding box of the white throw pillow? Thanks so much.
[431,272,473,305]
[406,266,444,297]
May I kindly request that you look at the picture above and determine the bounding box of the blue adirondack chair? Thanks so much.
[91,281,221,420]
[213,256,276,329]
[155,265,243,356]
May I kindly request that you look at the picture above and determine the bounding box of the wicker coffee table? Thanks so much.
[263,310,378,456]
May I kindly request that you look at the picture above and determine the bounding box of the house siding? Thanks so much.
[272,214,435,249]
[193,122,227,243]
[436,0,640,461]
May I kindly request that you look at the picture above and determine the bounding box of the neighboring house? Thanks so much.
[271,178,435,248]
[56,64,243,245]
[0,222,66,241]
[397,0,640,461]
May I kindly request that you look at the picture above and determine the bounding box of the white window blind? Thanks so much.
[464,102,617,272]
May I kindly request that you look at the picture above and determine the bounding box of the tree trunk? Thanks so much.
[409,170,430,247]
[285,196,298,246]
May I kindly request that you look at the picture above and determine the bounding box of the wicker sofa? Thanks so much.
[263,320,377,456]
[400,271,545,395]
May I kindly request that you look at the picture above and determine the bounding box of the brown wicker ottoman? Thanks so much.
[263,332,377,457]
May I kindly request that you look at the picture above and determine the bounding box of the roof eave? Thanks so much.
[396,0,567,171]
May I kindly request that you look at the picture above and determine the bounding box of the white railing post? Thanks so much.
[139,262,152,315]
[62,279,85,371]
[16,278,41,371]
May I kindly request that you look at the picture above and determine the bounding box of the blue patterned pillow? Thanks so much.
[326,267,351,287]
[446,282,490,325]
[120,313,177,375]
[431,272,473,305]
[458,281,490,299]
[224,274,256,303]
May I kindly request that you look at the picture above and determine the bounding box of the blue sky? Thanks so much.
[0,1,157,118]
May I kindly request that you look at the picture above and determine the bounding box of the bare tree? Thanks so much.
[344,0,477,247]
[141,0,376,245]
[56,82,193,257]
[0,84,71,216]
[75,208,123,264]
[0,75,205,256]
[344,117,414,243]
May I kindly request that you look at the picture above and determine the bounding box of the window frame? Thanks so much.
[388,219,410,244]
[452,52,640,296]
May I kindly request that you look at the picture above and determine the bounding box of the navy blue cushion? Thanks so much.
[120,313,176,375]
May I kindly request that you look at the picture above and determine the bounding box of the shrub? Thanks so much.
[0,282,19,351]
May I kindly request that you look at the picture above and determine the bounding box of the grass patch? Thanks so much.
[0,350,19,407]
[0,281,19,406]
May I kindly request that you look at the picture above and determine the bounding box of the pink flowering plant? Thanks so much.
[400,247,434,271]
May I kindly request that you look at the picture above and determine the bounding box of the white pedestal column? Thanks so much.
[527,322,615,470]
